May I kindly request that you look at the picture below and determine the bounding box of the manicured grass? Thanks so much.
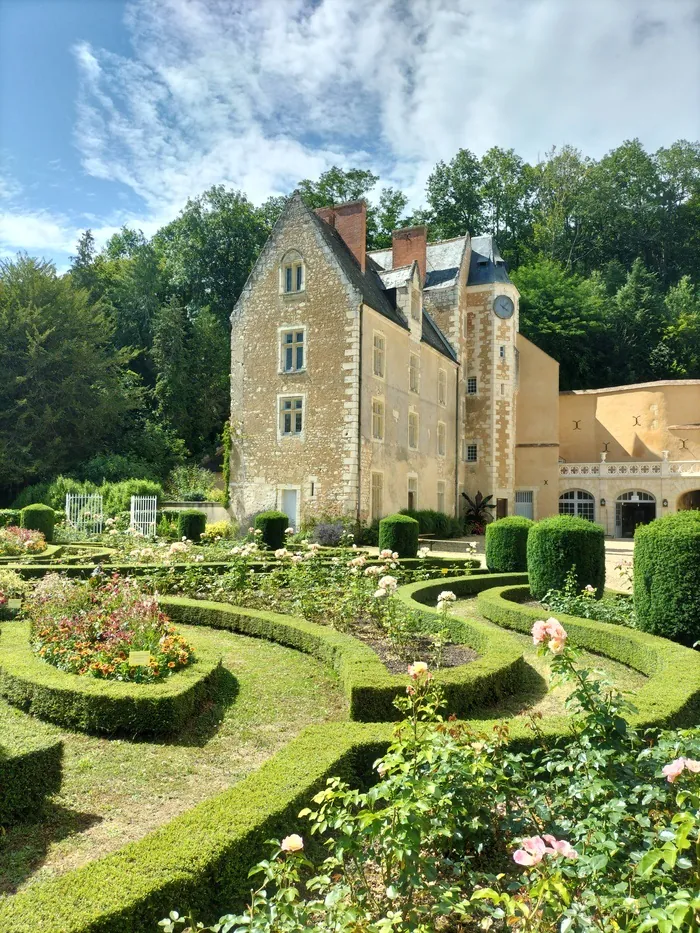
[452,597,647,718]
[0,623,346,898]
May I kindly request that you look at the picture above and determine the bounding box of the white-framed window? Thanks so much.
[438,368,447,406]
[559,489,595,522]
[499,345,506,358]
[467,376,478,395]
[279,327,305,372]
[408,410,419,450]
[463,440,477,462]
[437,421,446,457]
[373,332,386,378]
[371,472,384,520]
[371,397,385,441]
[278,395,304,437]
[437,481,446,514]
[515,490,534,519]
[407,475,418,510]
[409,353,419,393]
[280,251,305,294]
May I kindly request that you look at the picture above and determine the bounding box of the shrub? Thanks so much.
[379,514,419,558]
[102,479,164,516]
[527,515,605,600]
[311,522,345,547]
[485,516,532,572]
[11,482,50,509]
[634,511,700,645]
[176,509,207,543]
[166,465,217,501]
[399,509,462,539]
[0,526,46,556]
[201,520,236,543]
[77,453,158,484]
[255,511,289,550]
[0,509,20,528]
[20,503,56,542]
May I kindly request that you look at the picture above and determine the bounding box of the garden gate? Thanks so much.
[130,496,158,537]
[65,493,104,534]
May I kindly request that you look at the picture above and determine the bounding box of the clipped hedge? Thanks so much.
[0,733,63,826]
[0,509,20,529]
[0,622,229,736]
[634,511,700,646]
[485,516,532,572]
[177,509,207,543]
[20,503,55,543]
[527,514,605,599]
[255,510,288,550]
[477,584,700,729]
[379,513,419,558]
[162,582,527,722]
[398,508,462,539]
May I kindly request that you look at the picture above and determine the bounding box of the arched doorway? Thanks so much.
[559,489,595,522]
[615,491,656,538]
[678,490,700,511]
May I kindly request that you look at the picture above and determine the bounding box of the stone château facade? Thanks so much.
[230,193,700,537]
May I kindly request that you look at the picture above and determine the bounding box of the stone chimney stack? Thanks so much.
[392,225,427,283]
[314,200,366,273]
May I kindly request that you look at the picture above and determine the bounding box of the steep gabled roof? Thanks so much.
[422,308,458,362]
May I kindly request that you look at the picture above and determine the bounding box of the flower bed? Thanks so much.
[0,526,45,557]
[26,573,194,683]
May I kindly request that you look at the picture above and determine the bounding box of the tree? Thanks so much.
[425,148,485,239]
[69,229,99,295]
[660,276,700,377]
[366,187,409,249]
[297,166,379,209]
[0,255,139,495]
[511,259,607,389]
[531,146,593,271]
[479,147,535,266]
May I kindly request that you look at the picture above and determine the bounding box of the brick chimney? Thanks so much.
[392,225,427,283]
[314,200,366,273]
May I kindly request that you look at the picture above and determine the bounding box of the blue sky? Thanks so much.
[1,0,699,270]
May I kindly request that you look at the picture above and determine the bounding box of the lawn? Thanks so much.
[0,623,347,898]
[452,597,647,718]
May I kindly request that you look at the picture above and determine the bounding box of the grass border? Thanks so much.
[0,621,229,736]
[477,584,700,729]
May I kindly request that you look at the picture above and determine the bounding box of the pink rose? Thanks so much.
[543,834,578,859]
[662,757,700,783]
[513,836,548,866]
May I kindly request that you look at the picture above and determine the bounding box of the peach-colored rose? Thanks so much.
[408,661,429,679]
[280,834,304,853]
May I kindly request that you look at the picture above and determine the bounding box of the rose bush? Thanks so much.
[0,525,46,556]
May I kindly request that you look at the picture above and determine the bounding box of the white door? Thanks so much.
[515,491,534,519]
[280,489,298,531]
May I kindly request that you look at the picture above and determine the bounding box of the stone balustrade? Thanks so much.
[559,460,700,478]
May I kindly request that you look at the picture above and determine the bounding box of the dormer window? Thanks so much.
[281,251,305,294]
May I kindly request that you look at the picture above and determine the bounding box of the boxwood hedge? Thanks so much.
[477,584,700,729]
[0,733,62,826]
[20,504,56,543]
[379,513,420,558]
[254,510,289,550]
[527,514,605,599]
[0,622,230,736]
[634,511,700,645]
[176,509,207,543]
[485,516,533,572]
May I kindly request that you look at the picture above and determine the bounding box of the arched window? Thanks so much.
[559,489,595,522]
[280,250,305,294]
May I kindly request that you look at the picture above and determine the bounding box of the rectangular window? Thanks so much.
[437,481,445,514]
[463,441,477,462]
[283,259,304,293]
[499,345,506,358]
[437,421,446,457]
[408,411,419,450]
[373,333,385,378]
[279,396,303,436]
[515,490,534,520]
[407,475,417,510]
[467,376,477,395]
[371,472,383,520]
[371,397,385,441]
[409,353,419,393]
[438,368,447,406]
[296,264,303,291]
[280,329,305,373]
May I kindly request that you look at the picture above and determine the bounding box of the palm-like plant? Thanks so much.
[461,491,496,525]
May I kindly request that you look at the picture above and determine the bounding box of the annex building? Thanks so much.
[229,194,700,538]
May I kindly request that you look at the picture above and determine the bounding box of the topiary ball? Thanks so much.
[485,516,533,572]
[527,514,605,600]
[254,511,289,551]
[20,504,55,544]
[378,513,420,558]
[634,510,700,646]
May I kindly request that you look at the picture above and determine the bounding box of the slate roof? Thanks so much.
[422,308,458,362]
[368,233,512,287]
[468,235,512,286]
[377,264,413,289]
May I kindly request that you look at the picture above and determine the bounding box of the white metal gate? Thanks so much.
[65,493,104,534]
[130,496,158,537]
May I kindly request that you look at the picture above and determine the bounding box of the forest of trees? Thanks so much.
[1,138,699,499]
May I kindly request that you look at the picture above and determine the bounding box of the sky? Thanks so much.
[1,0,699,270]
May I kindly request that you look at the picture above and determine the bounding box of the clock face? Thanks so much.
[493,295,514,319]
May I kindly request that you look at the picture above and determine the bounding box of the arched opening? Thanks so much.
[678,490,700,511]
[558,489,595,522]
[615,491,656,538]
